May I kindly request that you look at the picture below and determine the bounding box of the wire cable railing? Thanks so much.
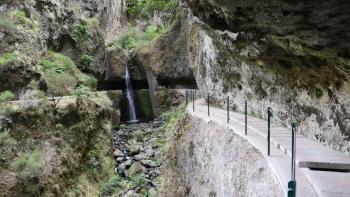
[185,90,297,197]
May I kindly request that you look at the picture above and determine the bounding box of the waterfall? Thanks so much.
[125,63,137,122]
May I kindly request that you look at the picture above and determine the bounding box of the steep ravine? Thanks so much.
[136,1,350,154]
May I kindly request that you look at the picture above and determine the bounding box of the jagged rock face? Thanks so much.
[135,14,197,88]
[104,47,127,81]
[0,0,126,91]
[136,3,350,152]
[162,114,283,196]
[182,0,350,152]
[0,91,122,197]
[100,0,127,43]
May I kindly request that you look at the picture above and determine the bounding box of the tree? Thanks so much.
[43,70,77,111]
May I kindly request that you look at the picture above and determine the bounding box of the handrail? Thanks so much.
[185,90,298,197]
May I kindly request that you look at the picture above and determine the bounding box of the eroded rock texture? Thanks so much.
[0,0,127,91]
[137,1,350,153]
[0,91,122,197]
[162,114,283,196]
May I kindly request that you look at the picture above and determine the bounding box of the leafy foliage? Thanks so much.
[74,85,92,98]
[0,131,16,147]
[43,70,77,97]
[71,18,97,41]
[13,150,45,180]
[39,51,97,90]
[0,52,16,65]
[100,175,123,195]
[39,51,76,74]
[0,90,15,102]
[115,25,166,50]
[127,0,177,18]
[7,10,38,31]
[79,54,94,70]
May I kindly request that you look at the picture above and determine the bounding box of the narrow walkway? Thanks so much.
[187,99,350,197]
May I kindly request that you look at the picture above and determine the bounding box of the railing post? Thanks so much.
[207,94,210,116]
[185,91,188,106]
[288,123,297,197]
[245,99,248,135]
[227,96,229,124]
[267,107,272,156]
[192,91,195,112]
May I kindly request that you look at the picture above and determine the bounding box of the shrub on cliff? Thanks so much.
[13,150,45,180]
[7,10,38,32]
[43,70,77,108]
[115,25,166,50]
[0,52,17,65]
[39,51,97,90]
[0,90,15,103]
[127,0,177,19]
[71,17,99,41]
[79,54,94,70]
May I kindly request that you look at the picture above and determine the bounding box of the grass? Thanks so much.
[71,17,99,41]
[7,10,38,32]
[39,51,97,90]
[114,24,167,51]
[13,150,45,180]
[0,90,15,102]
[100,175,124,195]
[127,0,177,19]
[79,54,94,70]
[0,131,16,147]
[0,52,16,65]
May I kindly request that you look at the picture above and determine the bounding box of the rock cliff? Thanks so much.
[0,0,127,92]
[136,1,350,153]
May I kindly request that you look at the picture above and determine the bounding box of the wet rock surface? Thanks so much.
[109,118,166,197]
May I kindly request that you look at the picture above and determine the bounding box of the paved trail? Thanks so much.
[187,99,350,197]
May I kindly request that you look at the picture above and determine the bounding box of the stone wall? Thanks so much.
[162,114,283,196]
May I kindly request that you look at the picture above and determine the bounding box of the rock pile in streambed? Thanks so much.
[111,118,166,196]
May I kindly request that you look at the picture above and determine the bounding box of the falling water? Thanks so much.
[125,63,137,122]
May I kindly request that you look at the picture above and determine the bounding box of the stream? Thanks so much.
[109,117,166,196]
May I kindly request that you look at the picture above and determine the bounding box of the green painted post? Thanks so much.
[288,123,297,197]
[227,96,229,124]
[267,107,272,156]
[245,100,247,135]
[186,91,188,106]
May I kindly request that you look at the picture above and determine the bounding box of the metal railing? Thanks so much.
[185,90,297,197]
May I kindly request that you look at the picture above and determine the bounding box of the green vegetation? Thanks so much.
[79,54,94,70]
[71,17,99,41]
[0,90,15,102]
[115,25,167,50]
[162,104,185,131]
[0,131,16,147]
[309,87,323,99]
[39,51,97,89]
[13,150,45,180]
[82,17,100,28]
[0,16,15,34]
[39,51,77,74]
[0,52,16,65]
[127,0,177,18]
[7,10,38,31]
[86,150,102,176]
[100,175,124,195]
[74,85,92,98]
[44,70,77,96]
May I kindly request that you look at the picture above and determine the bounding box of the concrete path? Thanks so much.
[187,99,350,197]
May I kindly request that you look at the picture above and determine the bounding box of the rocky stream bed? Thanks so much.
[105,118,167,197]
